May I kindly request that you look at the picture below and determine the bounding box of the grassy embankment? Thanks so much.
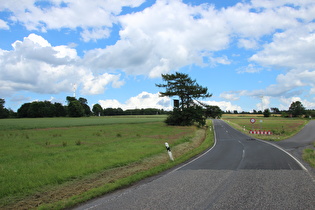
[0,116,214,209]
[222,114,315,168]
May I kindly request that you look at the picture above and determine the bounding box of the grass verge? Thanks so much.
[303,142,315,168]
[303,148,315,168]
[0,116,166,131]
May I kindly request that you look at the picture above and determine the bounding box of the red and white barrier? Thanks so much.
[249,130,272,135]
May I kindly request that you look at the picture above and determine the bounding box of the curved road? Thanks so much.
[75,119,315,210]
[275,120,315,149]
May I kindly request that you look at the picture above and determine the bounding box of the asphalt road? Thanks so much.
[275,120,315,149]
[75,119,315,210]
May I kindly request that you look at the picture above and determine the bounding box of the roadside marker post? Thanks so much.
[250,118,256,131]
[165,142,174,161]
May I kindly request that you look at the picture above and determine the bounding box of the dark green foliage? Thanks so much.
[68,100,85,117]
[66,96,91,117]
[92,103,103,116]
[103,108,124,116]
[0,98,9,118]
[289,101,305,117]
[27,101,56,118]
[18,101,65,118]
[165,107,206,126]
[156,72,212,126]
[18,103,31,118]
[263,108,271,117]
[203,105,223,119]
[54,103,67,117]
[156,72,212,110]
[78,97,91,116]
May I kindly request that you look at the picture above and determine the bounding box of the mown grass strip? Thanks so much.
[303,146,315,168]
[0,116,166,131]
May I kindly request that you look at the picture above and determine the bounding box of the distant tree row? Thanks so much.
[225,101,315,118]
[0,97,170,118]
[1,96,314,119]
[16,96,92,118]
[0,96,90,118]
[92,105,170,116]
[18,101,67,118]
[0,99,15,118]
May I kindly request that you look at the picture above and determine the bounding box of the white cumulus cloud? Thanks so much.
[0,34,124,96]
[99,91,172,110]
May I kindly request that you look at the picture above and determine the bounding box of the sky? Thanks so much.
[0,0,315,112]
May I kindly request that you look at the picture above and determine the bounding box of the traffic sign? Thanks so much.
[250,118,256,124]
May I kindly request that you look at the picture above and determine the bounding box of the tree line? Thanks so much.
[0,97,170,118]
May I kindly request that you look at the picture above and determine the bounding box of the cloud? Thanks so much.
[256,96,270,111]
[247,69,315,99]
[1,0,315,112]
[81,73,124,95]
[98,91,242,112]
[3,1,314,80]
[82,0,315,79]
[220,92,240,101]
[237,38,259,49]
[0,19,9,29]
[80,27,111,42]
[84,0,231,77]
[250,24,315,70]
[209,55,231,66]
[99,91,172,110]
[279,96,315,110]
[0,34,124,96]
[221,1,299,38]
[201,100,242,112]
[2,0,145,39]
[237,63,263,74]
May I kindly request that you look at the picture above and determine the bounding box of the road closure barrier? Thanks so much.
[249,130,272,135]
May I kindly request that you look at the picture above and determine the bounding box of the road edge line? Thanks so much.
[257,139,315,182]
[224,119,315,182]
[258,139,307,171]
[171,119,218,172]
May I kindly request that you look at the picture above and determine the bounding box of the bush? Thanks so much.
[165,106,206,127]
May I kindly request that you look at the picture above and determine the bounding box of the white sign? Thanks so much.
[250,118,256,124]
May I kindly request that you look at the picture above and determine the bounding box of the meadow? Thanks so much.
[0,115,167,130]
[0,116,213,209]
[222,114,308,140]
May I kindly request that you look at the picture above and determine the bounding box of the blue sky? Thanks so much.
[1,0,315,112]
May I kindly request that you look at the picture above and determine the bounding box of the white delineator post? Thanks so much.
[165,142,174,161]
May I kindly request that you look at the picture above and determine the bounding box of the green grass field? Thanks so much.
[222,115,308,140]
[0,116,213,209]
[5,115,313,209]
[0,115,166,130]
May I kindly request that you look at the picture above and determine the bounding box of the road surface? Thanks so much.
[275,120,315,149]
[75,119,315,210]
